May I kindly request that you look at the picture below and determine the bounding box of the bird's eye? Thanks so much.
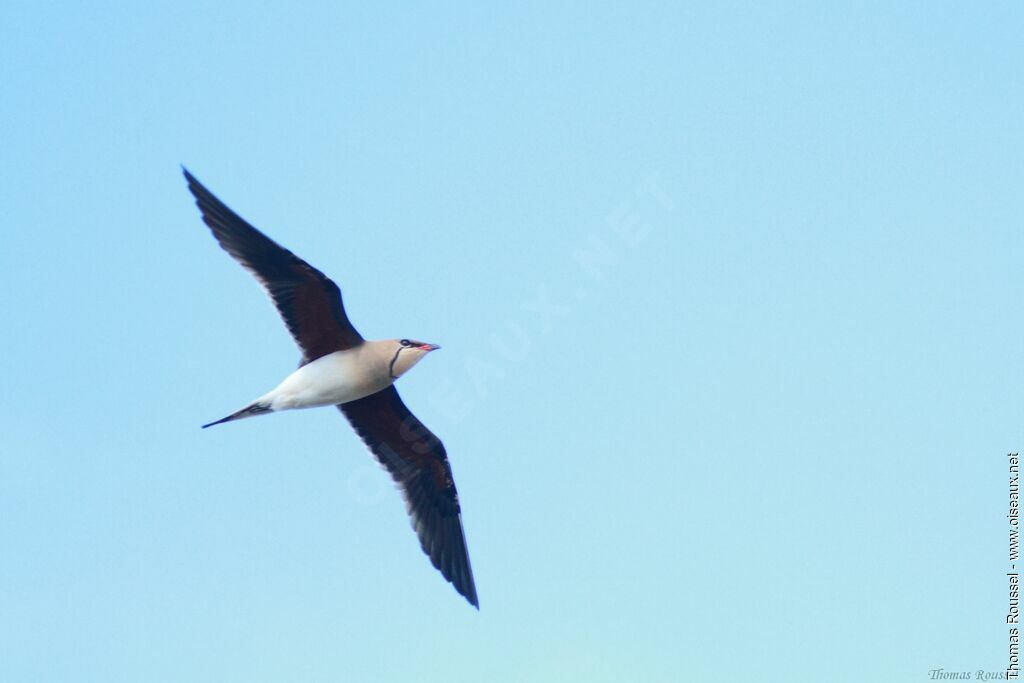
[400,339,411,347]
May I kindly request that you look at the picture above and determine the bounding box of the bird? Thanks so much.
[182,168,478,608]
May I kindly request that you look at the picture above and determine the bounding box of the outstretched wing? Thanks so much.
[339,387,478,608]
[183,168,363,361]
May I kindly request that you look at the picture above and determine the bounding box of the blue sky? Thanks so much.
[1,2,1021,681]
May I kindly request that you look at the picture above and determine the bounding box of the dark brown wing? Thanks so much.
[183,168,363,361]
[339,387,479,608]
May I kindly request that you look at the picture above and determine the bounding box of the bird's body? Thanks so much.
[183,168,478,608]
[213,340,431,420]
[265,345,395,411]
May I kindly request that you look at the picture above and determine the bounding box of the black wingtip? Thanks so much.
[456,571,479,609]
[181,166,200,190]
[182,167,210,199]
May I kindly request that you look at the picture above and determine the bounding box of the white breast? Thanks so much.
[262,347,393,411]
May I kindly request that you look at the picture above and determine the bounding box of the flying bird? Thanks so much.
[183,168,478,608]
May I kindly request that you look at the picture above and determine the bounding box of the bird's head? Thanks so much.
[387,338,441,379]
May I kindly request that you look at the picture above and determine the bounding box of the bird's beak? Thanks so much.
[420,343,441,351]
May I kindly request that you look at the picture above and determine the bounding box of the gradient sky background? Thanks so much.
[1,3,1021,681]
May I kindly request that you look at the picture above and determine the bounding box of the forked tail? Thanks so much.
[201,402,272,429]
